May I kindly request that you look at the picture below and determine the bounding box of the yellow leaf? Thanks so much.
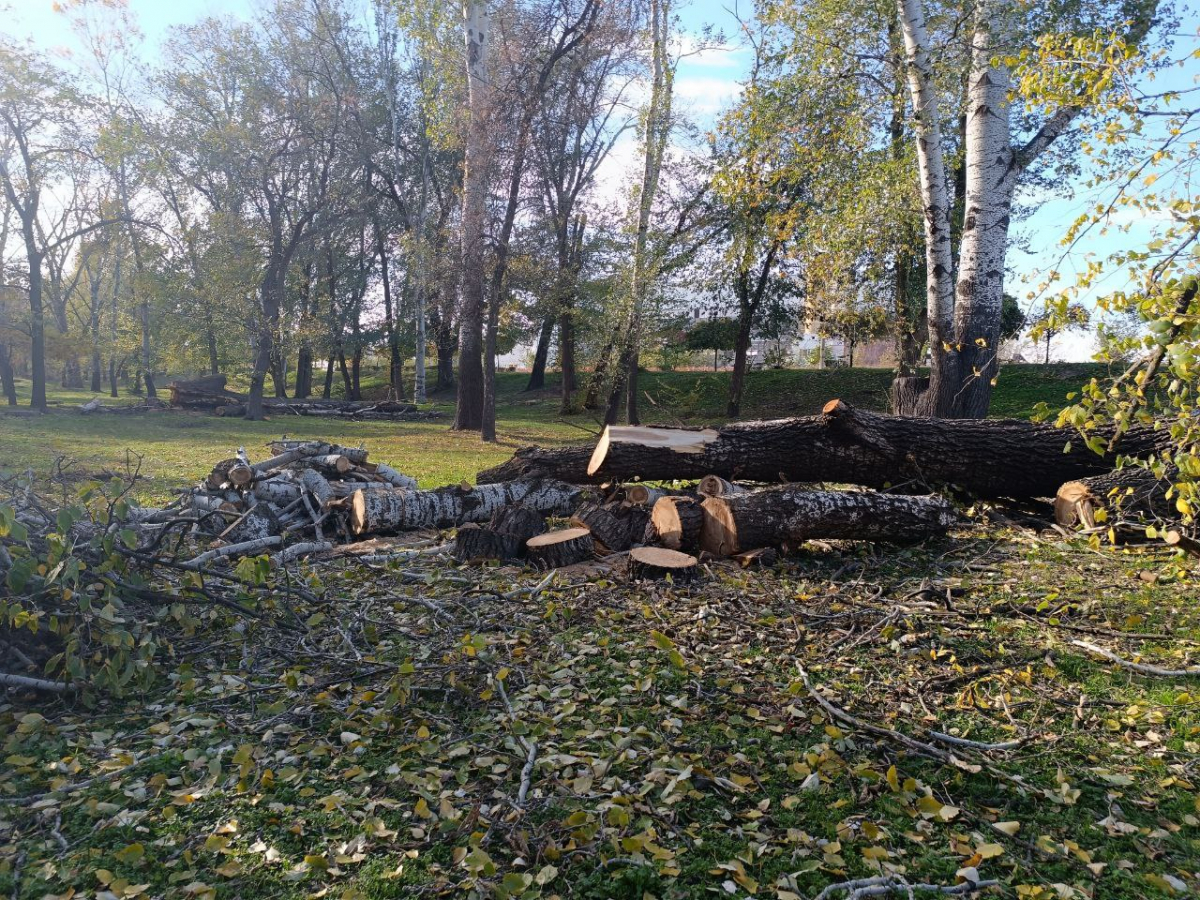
[993,821,1021,836]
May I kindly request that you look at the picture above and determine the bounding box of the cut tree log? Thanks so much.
[374,463,418,490]
[350,479,580,535]
[698,475,750,498]
[625,484,693,506]
[526,527,594,568]
[1054,467,1175,529]
[649,496,704,552]
[489,505,547,543]
[699,487,957,556]
[219,503,279,544]
[454,524,525,562]
[480,400,1169,500]
[571,503,646,553]
[628,546,700,582]
[477,446,595,485]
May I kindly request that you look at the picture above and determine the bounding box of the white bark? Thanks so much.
[351,480,580,535]
[951,0,1018,416]
[897,0,954,352]
[373,463,418,490]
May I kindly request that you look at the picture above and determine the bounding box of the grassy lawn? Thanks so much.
[2,532,1197,899]
[0,364,1101,502]
[3,359,1198,900]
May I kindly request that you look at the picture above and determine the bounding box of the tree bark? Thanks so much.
[455,0,493,433]
[482,400,1170,500]
[527,527,594,568]
[0,342,16,406]
[350,479,580,536]
[1055,467,1175,530]
[700,486,957,556]
[895,0,956,417]
[526,316,555,391]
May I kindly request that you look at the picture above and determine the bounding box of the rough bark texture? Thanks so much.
[570,503,648,553]
[350,479,580,536]
[489,505,547,543]
[1055,467,1175,529]
[628,547,699,583]
[455,524,525,562]
[649,496,704,552]
[477,445,594,485]
[700,487,957,556]
[585,401,1168,500]
[526,527,594,568]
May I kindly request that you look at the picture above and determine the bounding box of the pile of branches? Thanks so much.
[168,375,441,421]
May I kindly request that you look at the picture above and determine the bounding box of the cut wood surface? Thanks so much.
[526,527,594,568]
[350,479,580,535]
[624,484,692,506]
[700,486,957,556]
[698,475,750,498]
[1055,467,1175,529]
[580,400,1169,500]
[649,496,703,551]
[628,546,699,582]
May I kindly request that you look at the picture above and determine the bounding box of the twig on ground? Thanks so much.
[927,731,1024,752]
[1072,639,1200,677]
[814,875,999,900]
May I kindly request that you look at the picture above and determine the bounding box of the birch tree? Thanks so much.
[454,0,494,431]
[894,0,1158,417]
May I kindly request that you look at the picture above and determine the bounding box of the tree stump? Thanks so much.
[526,527,594,568]
[649,496,704,551]
[628,546,700,582]
[454,524,524,562]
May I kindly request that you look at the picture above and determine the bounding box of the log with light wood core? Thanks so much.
[477,400,1170,500]
[699,487,957,556]
[1054,467,1174,529]
[649,496,704,551]
[526,528,594,568]
[699,475,749,498]
[628,547,699,582]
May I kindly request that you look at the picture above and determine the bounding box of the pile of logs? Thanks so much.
[151,440,583,569]
[167,376,441,421]
[120,397,1193,580]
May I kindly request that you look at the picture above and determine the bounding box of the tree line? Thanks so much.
[0,0,1175,434]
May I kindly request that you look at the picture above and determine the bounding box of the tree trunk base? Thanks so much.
[628,546,699,582]
[526,527,594,568]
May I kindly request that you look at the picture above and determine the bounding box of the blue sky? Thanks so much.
[6,0,1196,360]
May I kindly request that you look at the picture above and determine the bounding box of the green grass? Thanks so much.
[0,363,1101,502]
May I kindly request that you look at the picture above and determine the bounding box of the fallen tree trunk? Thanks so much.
[477,446,594,485]
[699,487,957,556]
[576,401,1169,500]
[1055,467,1175,529]
[350,480,581,536]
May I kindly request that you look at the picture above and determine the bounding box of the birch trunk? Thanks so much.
[350,479,580,535]
[455,0,493,432]
[949,1,1017,418]
[896,0,955,417]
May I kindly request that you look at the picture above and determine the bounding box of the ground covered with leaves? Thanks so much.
[2,524,1198,900]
